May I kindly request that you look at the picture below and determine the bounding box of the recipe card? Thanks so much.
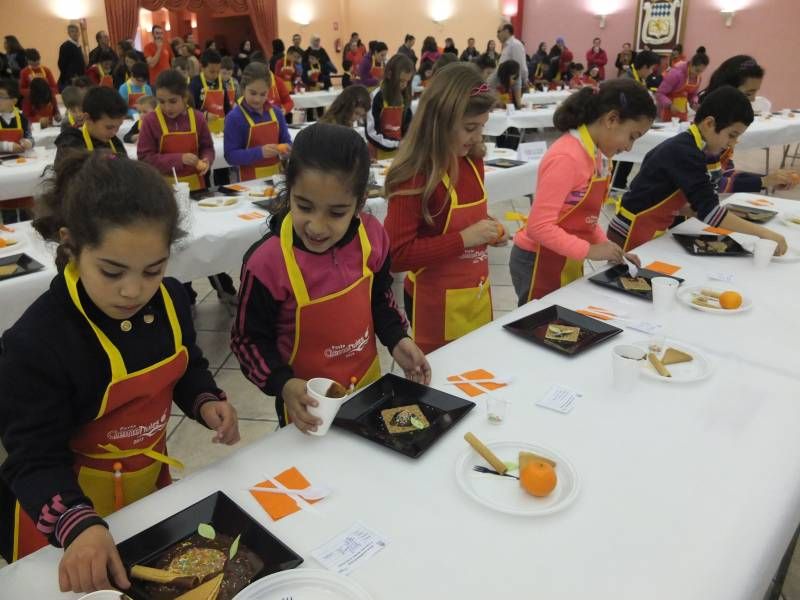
[311,522,389,575]
[536,385,581,414]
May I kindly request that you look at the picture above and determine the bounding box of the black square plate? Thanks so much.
[588,264,684,301]
[117,491,303,600]
[366,183,383,198]
[249,199,275,211]
[725,204,778,223]
[503,304,623,356]
[672,233,752,256]
[0,253,45,282]
[333,373,475,459]
[485,158,526,168]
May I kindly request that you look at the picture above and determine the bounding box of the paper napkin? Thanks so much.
[250,467,321,521]
[447,369,507,397]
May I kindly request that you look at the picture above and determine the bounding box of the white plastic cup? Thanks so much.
[651,277,679,313]
[671,117,680,129]
[753,238,778,268]
[305,378,350,436]
[782,108,792,117]
[611,345,647,392]
[506,103,515,115]
[486,393,507,424]
[484,141,496,155]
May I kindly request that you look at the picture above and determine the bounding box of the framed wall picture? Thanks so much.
[634,0,687,54]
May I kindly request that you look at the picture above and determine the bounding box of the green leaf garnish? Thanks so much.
[229,534,241,559]
[197,523,216,540]
[409,416,426,429]
[503,461,519,472]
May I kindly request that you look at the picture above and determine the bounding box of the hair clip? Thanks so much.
[471,82,490,96]
[619,91,628,107]
[739,59,758,70]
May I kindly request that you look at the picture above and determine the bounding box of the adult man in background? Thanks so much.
[460,38,479,62]
[397,34,417,67]
[305,35,338,88]
[88,30,118,67]
[57,23,86,90]
[144,25,172,82]
[495,22,527,93]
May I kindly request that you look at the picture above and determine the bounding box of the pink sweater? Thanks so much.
[513,132,608,259]
[137,108,215,174]
[656,62,700,110]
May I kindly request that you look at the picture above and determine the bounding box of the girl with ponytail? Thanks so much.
[510,78,655,304]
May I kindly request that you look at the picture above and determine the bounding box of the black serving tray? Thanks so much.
[672,233,752,256]
[725,204,778,223]
[0,253,45,282]
[588,264,684,301]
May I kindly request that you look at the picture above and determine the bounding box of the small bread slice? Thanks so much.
[662,347,693,365]
[519,450,556,469]
[174,573,224,600]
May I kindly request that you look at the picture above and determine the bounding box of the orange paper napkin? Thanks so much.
[250,467,320,521]
[447,369,507,397]
[644,261,681,275]
[703,226,733,235]
[239,211,266,221]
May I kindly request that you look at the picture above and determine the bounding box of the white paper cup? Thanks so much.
[305,378,350,436]
[484,142,496,155]
[782,108,792,117]
[612,345,646,392]
[651,277,679,313]
[753,238,778,268]
[671,117,680,129]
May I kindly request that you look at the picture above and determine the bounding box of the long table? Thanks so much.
[2,192,799,599]
[290,89,341,110]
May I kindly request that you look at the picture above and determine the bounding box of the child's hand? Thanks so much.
[20,139,32,151]
[182,152,199,167]
[391,337,432,385]
[488,217,509,246]
[131,134,139,143]
[461,219,503,248]
[763,169,799,189]
[282,378,322,434]
[199,400,240,445]
[623,252,641,267]
[587,240,625,263]
[261,144,280,158]
[59,524,130,593]
[54,113,62,123]
[196,159,210,175]
[762,231,788,256]
[10,142,23,153]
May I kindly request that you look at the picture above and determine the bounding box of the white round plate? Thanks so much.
[0,234,26,255]
[233,569,373,600]
[78,592,125,600]
[455,440,579,517]
[780,212,800,228]
[1,157,35,167]
[677,285,753,314]
[196,196,241,211]
[773,247,800,263]
[491,148,517,159]
[633,339,713,383]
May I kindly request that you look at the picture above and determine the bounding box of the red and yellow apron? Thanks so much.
[661,71,700,122]
[616,124,709,251]
[0,108,24,145]
[368,57,384,91]
[67,111,81,128]
[368,99,404,160]
[96,64,113,88]
[155,106,204,191]
[306,66,322,91]
[10,263,187,560]
[125,80,145,110]
[81,123,124,154]
[496,85,512,106]
[407,158,492,353]
[200,72,226,134]
[237,98,280,181]
[226,83,236,106]
[527,125,609,300]
[278,215,381,423]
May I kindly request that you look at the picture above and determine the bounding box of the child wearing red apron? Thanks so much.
[53,86,128,163]
[274,47,303,94]
[510,80,655,304]
[220,56,240,106]
[119,62,153,118]
[0,79,34,224]
[366,53,414,160]
[494,60,522,109]
[303,55,323,92]
[21,77,60,128]
[18,48,58,102]
[384,66,506,353]
[60,85,87,132]
[656,47,709,122]
[0,153,239,593]
[357,41,388,90]
[189,49,233,135]
[223,63,292,182]
[86,50,116,88]
[608,86,788,255]
[231,123,430,432]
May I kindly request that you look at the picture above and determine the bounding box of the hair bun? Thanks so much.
[696,46,707,54]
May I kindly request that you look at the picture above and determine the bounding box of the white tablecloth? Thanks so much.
[484,107,557,136]
[2,191,799,600]
[31,120,136,149]
[0,200,269,332]
[522,89,573,105]
[616,114,800,163]
[290,89,341,110]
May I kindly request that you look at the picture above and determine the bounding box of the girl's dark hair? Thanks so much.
[119,40,134,53]
[82,86,128,120]
[0,78,20,98]
[634,50,660,70]
[422,36,438,54]
[432,53,457,75]
[220,56,234,70]
[418,58,434,77]
[125,50,139,62]
[28,78,53,110]
[497,60,520,88]
[320,84,371,126]
[703,55,764,96]
[240,61,271,88]
[24,48,40,62]
[4,36,24,54]
[201,49,222,66]
[373,41,388,54]
[691,46,709,67]
[97,49,115,64]
[269,123,370,222]
[382,54,414,106]
[271,39,285,54]
[553,78,656,132]
[694,85,753,131]
[33,150,183,271]
[156,69,188,95]
[130,61,149,81]
[249,50,266,64]
[71,75,92,88]
[570,62,584,72]
[475,54,496,72]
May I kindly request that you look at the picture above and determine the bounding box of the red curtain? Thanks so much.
[246,0,277,56]
[140,0,248,12]
[104,0,140,46]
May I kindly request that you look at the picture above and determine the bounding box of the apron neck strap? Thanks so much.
[4,107,22,130]
[440,157,487,207]
[577,124,597,161]
[156,105,196,134]
[81,123,95,151]
[688,123,706,151]
[237,97,275,127]
[632,68,642,84]
[200,72,222,90]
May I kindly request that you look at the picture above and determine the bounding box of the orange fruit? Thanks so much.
[719,291,743,310]
[277,143,290,154]
[520,461,557,497]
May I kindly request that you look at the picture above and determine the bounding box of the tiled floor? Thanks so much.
[3,145,800,595]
